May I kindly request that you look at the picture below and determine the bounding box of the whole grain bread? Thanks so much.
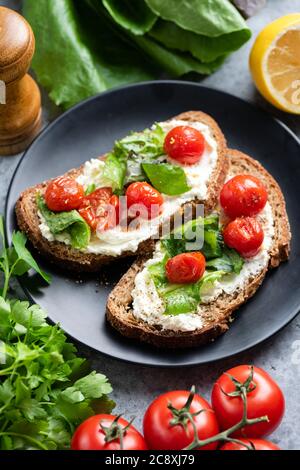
[106,149,291,348]
[15,111,228,272]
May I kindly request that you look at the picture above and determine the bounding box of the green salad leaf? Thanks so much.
[102,0,157,35]
[145,0,250,37]
[148,216,244,315]
[142,163,191,196]
[37,195,91,250]
[149,19,250,63]
[23,0,156,109]
[102,153,127,192]
[206,246,244,274]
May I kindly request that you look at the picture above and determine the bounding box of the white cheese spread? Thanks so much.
[38,119,219,256]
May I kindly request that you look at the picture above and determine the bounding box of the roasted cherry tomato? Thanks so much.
[45,176,84,212]
[143,390,219,450]
[220,439,280,451]
[165,252,206,284]
[71,414,147,451]
[79,188,118,232]
[220,175,268,218]
[211,365,285,438]
[223,217,264,258]
[164,126,205,165]
[126,182,163,220]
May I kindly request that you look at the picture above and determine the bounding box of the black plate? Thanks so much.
[5,81,300,367]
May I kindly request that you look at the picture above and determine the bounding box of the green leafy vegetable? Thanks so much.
[102,153,127,192]
[142,163,191,196]
[145,0,250,36]
[206,246,244,274]
[149,19,250,63]
[102,0,157,35]
[148,216,244,315]
[0,218,114,450]
[85,183,96,195]
[23,0,156,109]
[23,0,251,109]
[37,195,91,250]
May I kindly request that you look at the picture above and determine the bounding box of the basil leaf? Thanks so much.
[142,163,191,195]
[37,196,90,250]
[206,246,244,274]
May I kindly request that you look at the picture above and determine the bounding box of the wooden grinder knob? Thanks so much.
[0,6,42,156]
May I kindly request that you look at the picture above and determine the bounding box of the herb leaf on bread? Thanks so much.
[147,215,244,315]
[37,196,91,250]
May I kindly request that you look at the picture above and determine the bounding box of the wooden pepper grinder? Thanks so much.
[0,6,42,156]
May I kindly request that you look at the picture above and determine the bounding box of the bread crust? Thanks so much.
[15,111,228,272]
[106,150,291,348]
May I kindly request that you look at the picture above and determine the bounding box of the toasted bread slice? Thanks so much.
[15,111,228,272]
[106,150,291,348]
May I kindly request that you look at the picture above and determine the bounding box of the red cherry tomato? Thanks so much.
[223,217,264,258]
[164,126,205,165]
[110,195,120,225]
[211,365,285,438]
[220,175,268,218]
[126,182,163,220]
[71,414,147,451]
[165,252,206,284]
[143,390,219,450]
[220,439,280,451]
[79,188,117,231]
[45,176,84,212]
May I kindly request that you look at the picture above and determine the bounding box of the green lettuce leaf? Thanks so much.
[145,0,250,37]
[206,246,244,274]
[142,163,191,195]
[37,196,90,250]
[23,0,156,109]
[149,19,250,63]
[102,153,127,192]
[102,0,157,35]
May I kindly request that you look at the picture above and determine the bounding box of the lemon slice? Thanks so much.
[250,14,300,114]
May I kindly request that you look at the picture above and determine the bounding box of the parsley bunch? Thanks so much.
[0,216,114,450]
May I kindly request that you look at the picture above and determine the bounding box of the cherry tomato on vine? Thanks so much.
[211,365,285,438]
[165,252,206,284]
[164,126,205,165]
[143,389,219,450]
[220,438,280,451]
[220,175,268,218]
[223,217,264,258]
[79,188,119,232]
[71,414,147,451]
[45,176,85,212]
[126,182,163,219]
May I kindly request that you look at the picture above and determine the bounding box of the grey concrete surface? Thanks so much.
[1,0,300,449]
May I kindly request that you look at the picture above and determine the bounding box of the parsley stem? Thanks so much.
[0,432,49,450]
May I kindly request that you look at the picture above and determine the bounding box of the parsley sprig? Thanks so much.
[0,216,114,450]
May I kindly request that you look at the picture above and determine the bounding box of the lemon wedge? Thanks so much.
[250,13,300,114]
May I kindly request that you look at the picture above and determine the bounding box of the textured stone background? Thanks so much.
[1,0,300,449]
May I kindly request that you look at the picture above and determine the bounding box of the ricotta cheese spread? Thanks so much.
[131,202,275,332]
[38,119,219,256]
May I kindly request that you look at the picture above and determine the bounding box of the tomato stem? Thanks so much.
[182,372,269,450]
